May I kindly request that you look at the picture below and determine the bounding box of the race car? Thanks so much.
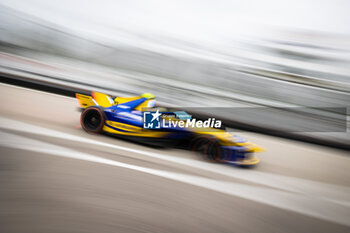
[75,91,264,166]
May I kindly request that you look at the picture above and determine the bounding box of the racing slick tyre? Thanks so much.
[190,136,221,162]
[81,106,106,134]
[204,138,222,162]
[189,136,210,152]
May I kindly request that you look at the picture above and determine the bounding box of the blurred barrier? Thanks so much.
[1,6,350,109]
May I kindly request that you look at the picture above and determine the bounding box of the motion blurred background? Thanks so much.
[1,0,350,103]
[1,0,349,142]
[0,1,350,233]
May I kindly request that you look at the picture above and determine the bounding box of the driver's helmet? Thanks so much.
[141,93,155,99]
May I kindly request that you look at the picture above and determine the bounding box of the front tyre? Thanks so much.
[190,136,221,162]
[204,138,222,162]
[80,106,106,134]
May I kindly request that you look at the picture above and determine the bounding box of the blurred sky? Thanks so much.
[1,0,350,46]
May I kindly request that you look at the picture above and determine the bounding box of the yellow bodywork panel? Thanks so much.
[113,96,141,105]
[75,93,95,108]
[195,130,265,152]
[77,92,155,110]
[105,121,143,132]
[112,96,155,111]
[91,92,114,107]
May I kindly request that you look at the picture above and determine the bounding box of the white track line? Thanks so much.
[1,130,350,226]
[0,116,349,205]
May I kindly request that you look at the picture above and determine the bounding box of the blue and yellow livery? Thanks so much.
[76,91,264,167]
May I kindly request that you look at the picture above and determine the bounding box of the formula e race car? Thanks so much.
[75,92,264,166]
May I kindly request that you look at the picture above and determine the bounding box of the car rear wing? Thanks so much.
[75,93,95,108]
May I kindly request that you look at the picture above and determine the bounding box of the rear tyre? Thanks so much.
[81,106,106,134]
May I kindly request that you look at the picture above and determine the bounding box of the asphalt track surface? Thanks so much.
[0,83,349,233]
